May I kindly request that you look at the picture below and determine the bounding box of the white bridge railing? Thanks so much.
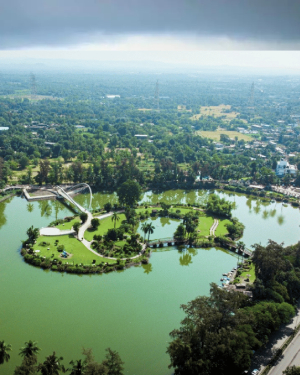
[56,184,93,212]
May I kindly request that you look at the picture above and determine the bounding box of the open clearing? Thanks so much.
[198,129,253,142]
[191,104,247,123]
[33,235,115,264]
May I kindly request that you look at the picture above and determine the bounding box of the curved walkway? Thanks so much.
[209,219,219,236]
[81,238,146,261]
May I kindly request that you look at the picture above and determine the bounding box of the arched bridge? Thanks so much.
[56,184,93,213]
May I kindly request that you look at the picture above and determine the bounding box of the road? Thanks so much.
[269,331,300,375]
[250,301,300,375]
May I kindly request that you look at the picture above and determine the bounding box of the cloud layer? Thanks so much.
[0,0,300,49]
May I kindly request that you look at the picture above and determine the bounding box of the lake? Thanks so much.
[0,189,299,374]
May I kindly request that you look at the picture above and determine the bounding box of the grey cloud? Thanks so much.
[0,0,299,48]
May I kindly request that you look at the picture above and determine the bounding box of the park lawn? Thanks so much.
[240,262,256,283]
[33,235,115,264]
[190,104,246,123]
[56,216,80,230]
[84,213,127,241]
[197,130,252,142]
[215,219,231,237]
[197,216,214,237]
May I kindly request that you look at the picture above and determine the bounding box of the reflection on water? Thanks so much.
[277,215,284,225]
[262,210,269,220]
[179,253,192,266]
[270,209,277,218]
[38,201,52,217]
[142,263,153,274]
[26,203,34,213]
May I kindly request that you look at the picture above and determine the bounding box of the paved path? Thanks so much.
[81,237,146,261]
[251,301,300,374]
[40,227,75,236]
[269,331,300,375]
[209,219,219,236]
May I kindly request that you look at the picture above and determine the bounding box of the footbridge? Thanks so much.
[147,237,187,247]
[56,184,93,240]
[56,184,93,213]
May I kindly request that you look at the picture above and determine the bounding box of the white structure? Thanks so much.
[275,159,297,177]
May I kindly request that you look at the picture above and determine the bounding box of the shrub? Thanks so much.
[57,245,65,252]
[51,265,58,271]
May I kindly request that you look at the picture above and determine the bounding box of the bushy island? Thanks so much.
[20,193,246,275]
[167,240,300,375]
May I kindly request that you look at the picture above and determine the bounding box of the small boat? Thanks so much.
[220,278,224,281]
[222,273,228,276]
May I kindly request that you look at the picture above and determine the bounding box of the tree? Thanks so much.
[146,223,155,241]
[82,348,108,375]
[0,341,12,365]
[80,212,88,223]
[283,366,300,375]
[141,222,148,243]
[174,223,185,240]
[111,212,120,229]
[102,348,124,375]
[167,283,259,375]
[14,355,37,375]
[69,359,87,375]
[117,180,141,207]
[91,218,100,229]
[19,340,40,359]
[26,226,39,244]
[36,159,51,185]
[37,352,64,375]
[73,222,81,234]
[104,202,112,213]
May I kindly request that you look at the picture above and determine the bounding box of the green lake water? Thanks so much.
[0,189,299,374]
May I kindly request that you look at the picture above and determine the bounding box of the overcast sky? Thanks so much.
[0,0,300,69]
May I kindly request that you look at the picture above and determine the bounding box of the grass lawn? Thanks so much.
[56,216,80,230]
[84,213,127,241]
[197,130,252,142]
[190,104,246,123]
[33,235,115,264]
[197,216,214,236]
[215,219,231,237]
[239,262,256,283]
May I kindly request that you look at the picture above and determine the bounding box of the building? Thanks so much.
[275,159,297,177]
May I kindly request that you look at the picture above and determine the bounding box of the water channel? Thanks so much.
[0,189,299,374]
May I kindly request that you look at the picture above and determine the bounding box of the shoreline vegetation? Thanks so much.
[20,191,248,275]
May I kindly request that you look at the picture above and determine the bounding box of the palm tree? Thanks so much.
[26,226,39,244]
[146,223,155,242]
[0,341,12,365]
[19,340,40,358]
[69,359,87,375]
[37,352,64,375]
[141,222,149,243]
[111,212,120,229]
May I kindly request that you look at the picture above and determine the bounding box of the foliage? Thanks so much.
[174,223,185,240]
[104,202,112,213]
[117,180,141,207]
[73,222,81,234]
[206,194,233,218]
[284,366,300,375]
[0,340,12,365]
[91,218,100,229]
[225,218,245,240]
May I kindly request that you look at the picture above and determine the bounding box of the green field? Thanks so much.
[56,216,80,230]
[197,130,252,142]
[84,213,127,241]
[33,235,115,264]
